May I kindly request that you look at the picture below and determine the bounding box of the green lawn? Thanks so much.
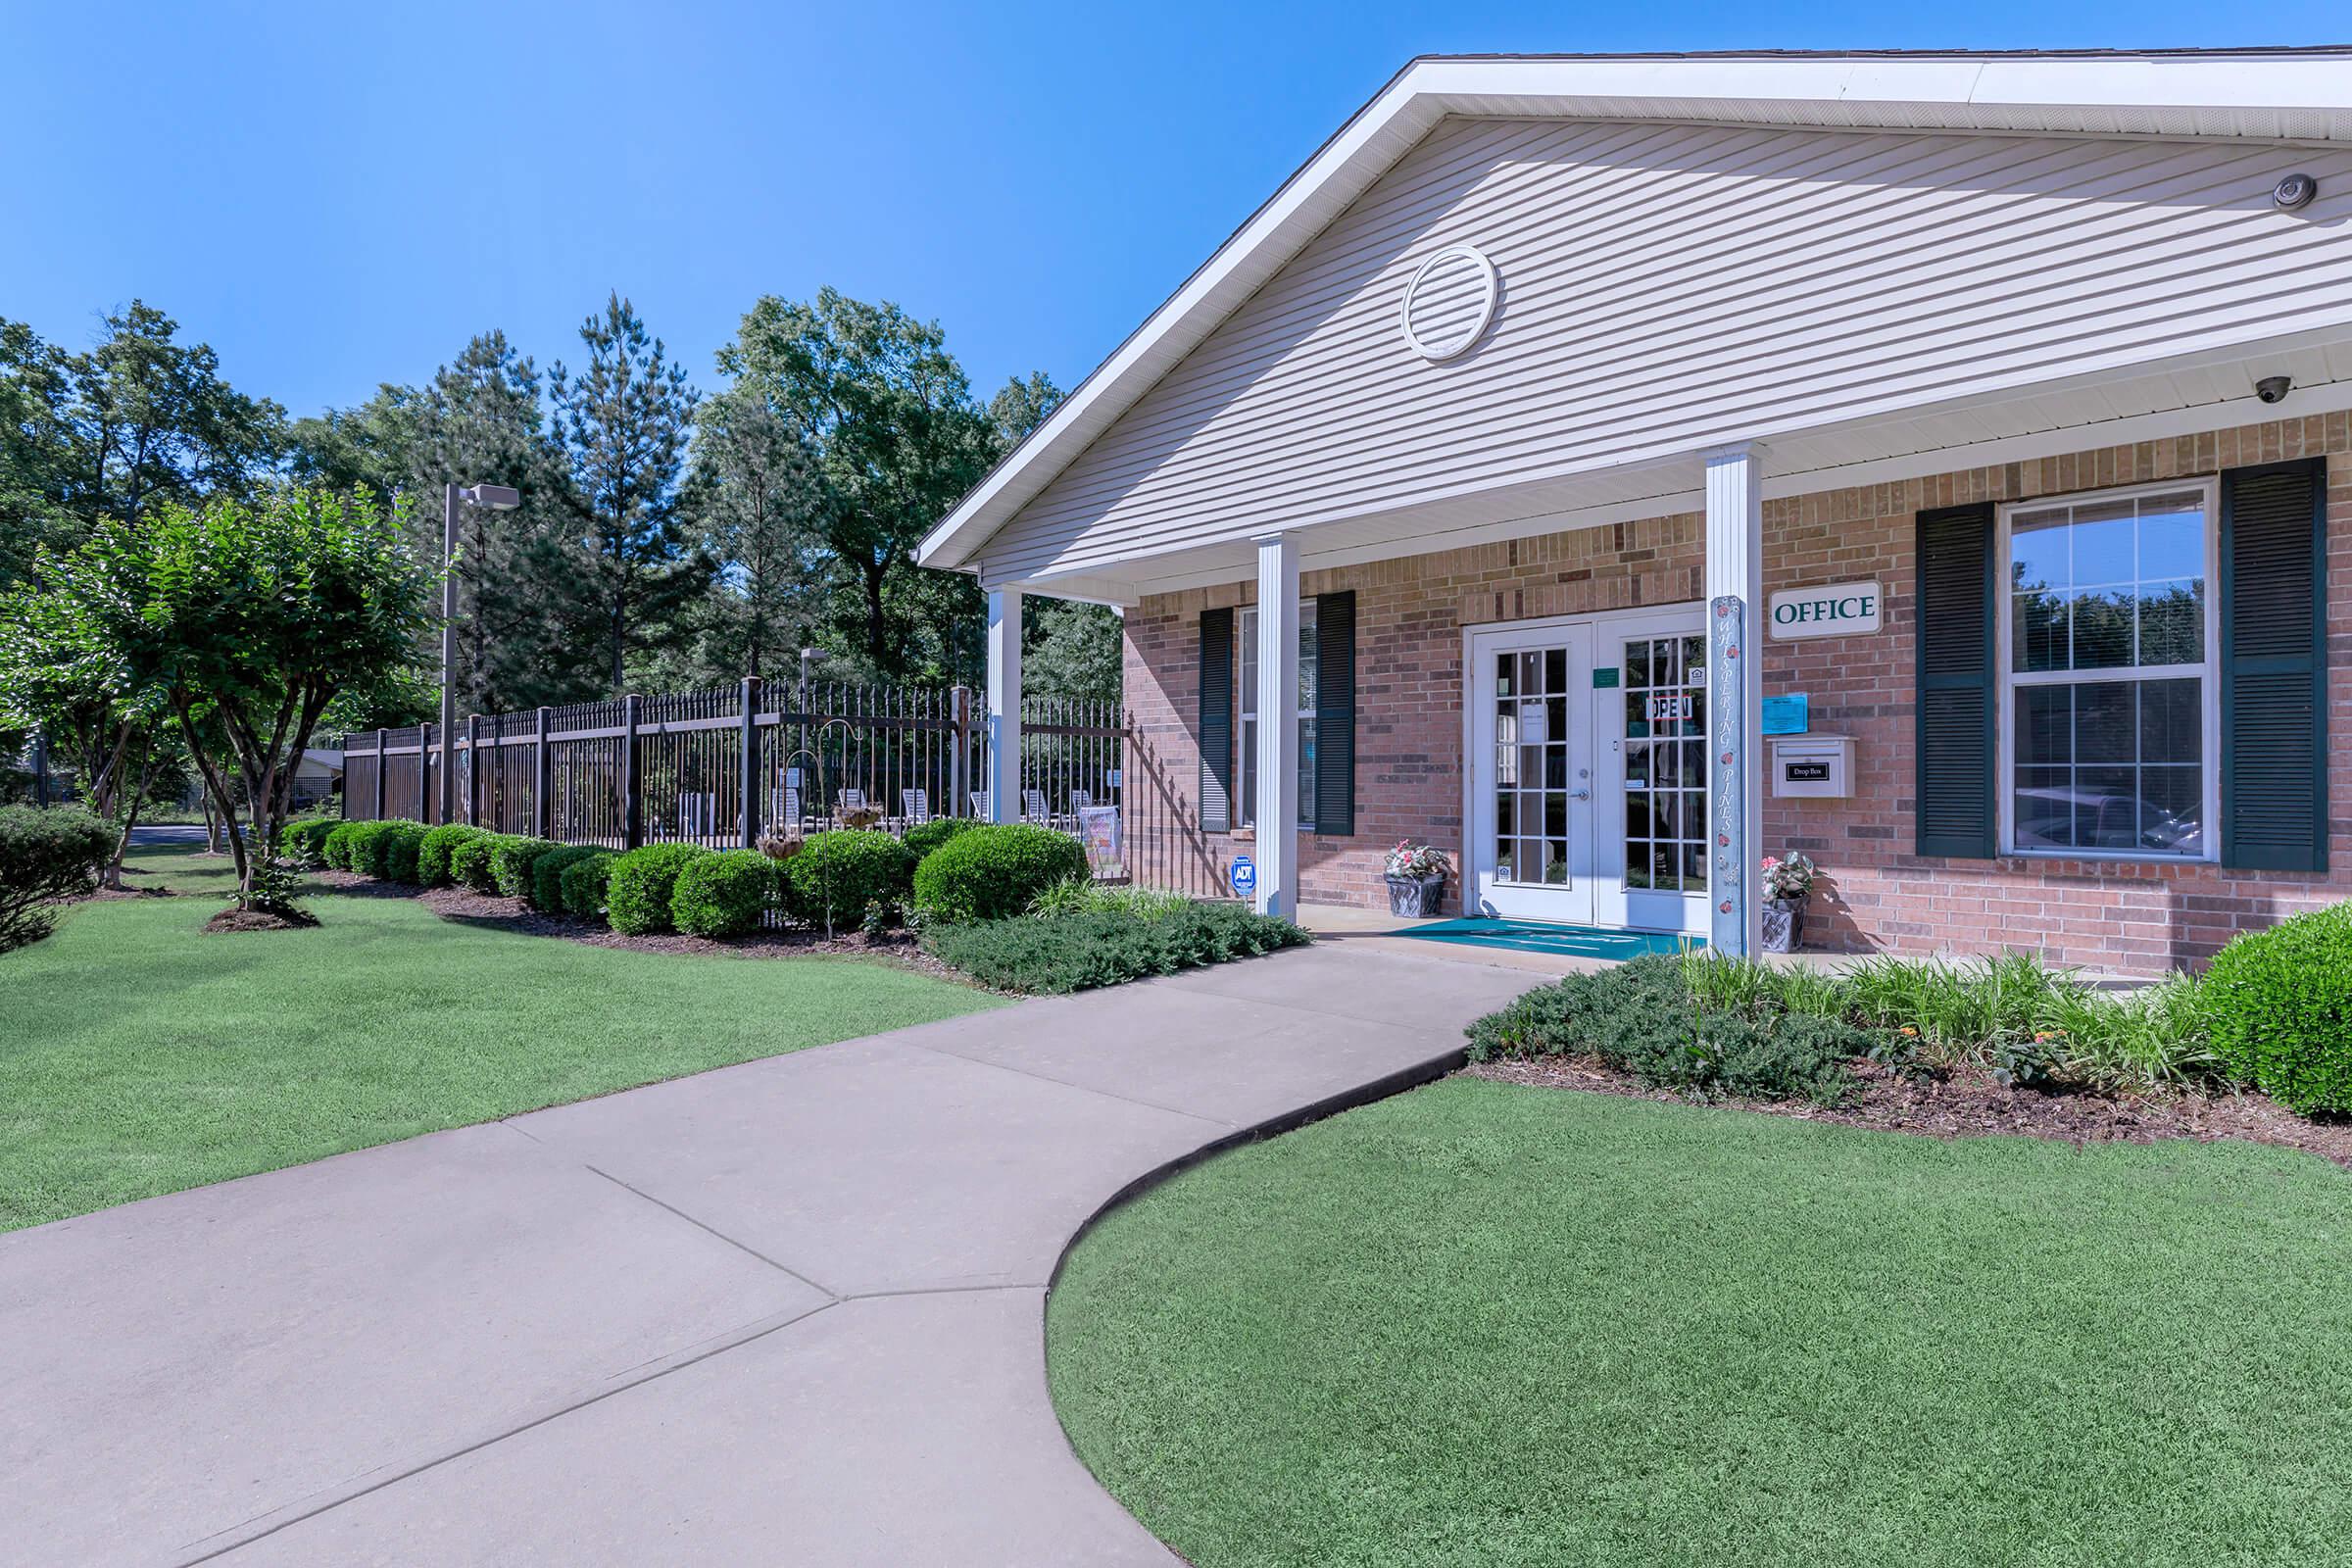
[1,844,1000,1231]
[1050,1077,2352,1568]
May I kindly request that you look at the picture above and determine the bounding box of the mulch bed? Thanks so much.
[313,870,976,986]
[201,906,319,933]
[1467,1055,2352,1169]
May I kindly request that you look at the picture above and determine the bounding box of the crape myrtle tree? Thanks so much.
[29,486,435,908]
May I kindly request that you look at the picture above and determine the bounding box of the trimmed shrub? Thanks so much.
[778,830,917,928]
[279,816,341,868]
[416,823,481,887]
[672,850,777,939]
[321,820,367,870]
[344,820,403,878]
[922,902,1308,994]
[1466,954,1867,1106]
[375,821,429,884]
[448,832,508,895]
[490,836,563,900]
[606,843,713,936]
[0,805,113,953]
[531,844,607,914]
[910,823,1087,925]
[2206,904,2352,1114]
[903,815,977,862]
[559,849,618,924]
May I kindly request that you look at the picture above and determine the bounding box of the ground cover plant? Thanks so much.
[1050,1076,2352,1568]
[922,898,1305,994]
[910,821,1088,923]
[530,844,607,914]
[489,835,563,900]
[448,832,509,896]
[0,842,1000,1230]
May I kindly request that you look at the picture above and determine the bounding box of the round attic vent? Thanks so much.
[1398,245,1497,362]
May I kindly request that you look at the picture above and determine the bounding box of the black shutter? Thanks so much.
[2222,458,2328,871]
[1199,607,1235,833]
[1313,591,1356,836]
[1915,502,1997,858]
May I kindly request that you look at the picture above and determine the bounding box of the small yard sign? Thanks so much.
[1768,580,1881,639]
[1230,856,1256,898]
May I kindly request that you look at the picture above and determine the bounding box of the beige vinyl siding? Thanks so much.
[984,117,2352,583]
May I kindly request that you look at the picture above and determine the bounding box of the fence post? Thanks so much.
[372,729,387,822]
[620,693,642,851]
[421,723,435,825]
[739,675,761,848]
[533,707,552,839]
[950,685,971,817]
[464,714,482,825]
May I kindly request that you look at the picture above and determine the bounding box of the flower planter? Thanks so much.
[1760,897,1805,955]
[1387,874,1446,919]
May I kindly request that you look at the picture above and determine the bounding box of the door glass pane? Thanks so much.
[1493,639,1578,887]
[1621,636,1707,895]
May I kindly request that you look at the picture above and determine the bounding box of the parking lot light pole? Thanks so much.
[437,482,522,824]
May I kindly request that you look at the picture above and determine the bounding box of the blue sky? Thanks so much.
[4,1,2344,417]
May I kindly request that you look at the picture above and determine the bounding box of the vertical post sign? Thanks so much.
[1708,596,1748,958]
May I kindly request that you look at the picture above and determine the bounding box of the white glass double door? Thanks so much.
[1467,609,1710,935]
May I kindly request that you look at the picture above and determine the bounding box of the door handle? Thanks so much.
[1571,788,1592,801]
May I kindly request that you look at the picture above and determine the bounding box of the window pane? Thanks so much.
[2012,509,2071,593]
[1544,647,1567,693]
[1494,652,1514,697]
[2015,590,2068,672]
[1624,640,1650,688]
[2068,498,2136,586]
[1682,636,1705,683]
[2017,685,2070,765]
[1297,605,1317,713]
[2138,580,2203,666]
[2074,682,2134,763]
[2071,588,2132,668]
[2014,766,2074,849]
[2137,494,2205,580]
[1297,717,1315,828]
[1683,843,1709,890]
[2139,678,2201,764]
[2142,765,2204,856]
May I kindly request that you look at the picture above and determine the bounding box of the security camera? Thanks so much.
[2255,374,2293,406]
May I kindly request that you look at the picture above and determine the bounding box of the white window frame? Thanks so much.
[1238,602,1317,832]
[1994,476,2222,862]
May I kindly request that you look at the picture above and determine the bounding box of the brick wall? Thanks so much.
[1122,413,2352,971]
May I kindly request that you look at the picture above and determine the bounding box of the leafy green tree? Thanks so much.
[983,370,1124,707]
[24,487,435,906]
[716,289,998,681]
[549,294,708,696]
[676,382,827,683]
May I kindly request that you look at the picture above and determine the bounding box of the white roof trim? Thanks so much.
[918,50,2352,573]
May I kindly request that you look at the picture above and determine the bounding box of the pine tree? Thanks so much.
[684,382,826,683]
[548,294,707,697]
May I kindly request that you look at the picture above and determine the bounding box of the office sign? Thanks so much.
[1768,580,1881,639]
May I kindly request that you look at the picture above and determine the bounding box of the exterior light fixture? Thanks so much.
[2274,172,2318,211]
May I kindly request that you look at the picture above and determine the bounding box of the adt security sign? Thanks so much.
[1229,856,1256,899]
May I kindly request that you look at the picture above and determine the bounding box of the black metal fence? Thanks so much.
[333,679,1228,896]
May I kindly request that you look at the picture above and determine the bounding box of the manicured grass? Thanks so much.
[1050,1077,2352,1568]
[1,844,1001,1231]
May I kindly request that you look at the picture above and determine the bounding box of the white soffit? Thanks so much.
[924,50,2352,576]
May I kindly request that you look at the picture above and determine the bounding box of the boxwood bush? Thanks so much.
[344,820,402,878]
[321,821,367,871]
[1466,954,1869,1105]
[672,849,777,939]
[279,816,341,868]
[922,901,1307,994]
[375,821,429,884]
[531,844,606,914]
[778,830,917,927]
[490,835,563,900]
[903,816,977,862]
[0,805,113,953]
[2205,904,2352,1114]
[417,823,482,887]
[559,848,618,923]
[606,843,712,935]
[448,832,508,895]
[910,823,1088,924]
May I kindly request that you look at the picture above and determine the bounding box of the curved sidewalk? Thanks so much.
[2,943,1535,1567]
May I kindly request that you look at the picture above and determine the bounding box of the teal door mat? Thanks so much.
[1389,919,1702,958]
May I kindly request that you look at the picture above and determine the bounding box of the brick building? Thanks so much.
[921,52,2352,972]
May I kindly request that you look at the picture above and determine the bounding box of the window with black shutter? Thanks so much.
[1916,502,1997,858]
[1199,607,1234,833]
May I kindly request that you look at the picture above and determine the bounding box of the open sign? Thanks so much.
[1645,693,1693,723]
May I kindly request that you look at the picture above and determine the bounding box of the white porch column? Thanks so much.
[1251,532,1301,919]
[985,588,1021,823]
[1703,446,1766,958]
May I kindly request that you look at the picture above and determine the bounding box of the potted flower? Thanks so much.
[1384,841,1452,919]
[1759,851,1816,954]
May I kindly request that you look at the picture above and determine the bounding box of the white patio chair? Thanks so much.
[1022,788,1049,825]
[901,788,930,825]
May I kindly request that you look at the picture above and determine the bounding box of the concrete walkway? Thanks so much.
[2,944,1535,1567]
